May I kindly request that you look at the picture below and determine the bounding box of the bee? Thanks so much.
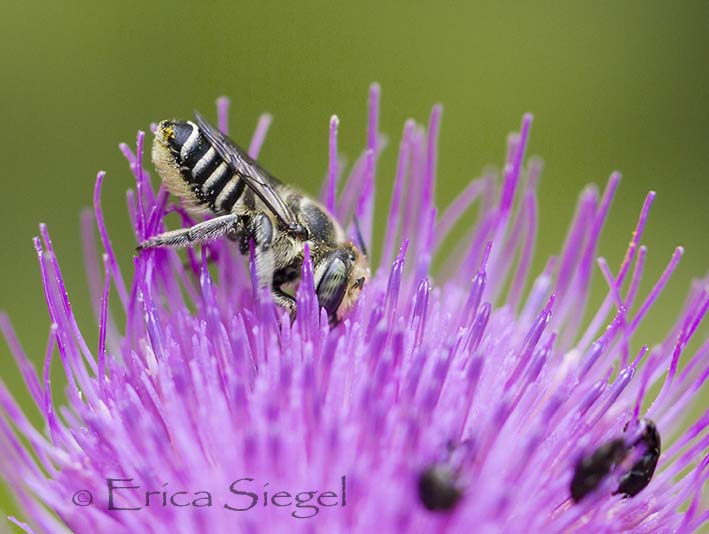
[138,112,369,324]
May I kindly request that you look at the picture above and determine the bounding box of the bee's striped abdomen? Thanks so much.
[162,121,246,213]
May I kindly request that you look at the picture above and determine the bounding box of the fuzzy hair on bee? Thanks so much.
[139,112,369,324]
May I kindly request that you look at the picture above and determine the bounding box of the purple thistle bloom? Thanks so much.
[1,84,709,533]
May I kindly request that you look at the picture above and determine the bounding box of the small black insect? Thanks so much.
[570,419,661,503]
[570,438,627,503]
[418,463,463,511]
[614,419,661,498]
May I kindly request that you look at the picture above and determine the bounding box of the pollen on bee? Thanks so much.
[162,123,175,139]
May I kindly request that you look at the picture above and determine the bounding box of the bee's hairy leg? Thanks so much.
[245,213,297,319]
[248,213,276,289]
[137,214,239,250]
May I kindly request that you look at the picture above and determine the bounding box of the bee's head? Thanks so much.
[314,242,369,324]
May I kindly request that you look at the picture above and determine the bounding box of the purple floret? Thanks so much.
[1,84,708,533]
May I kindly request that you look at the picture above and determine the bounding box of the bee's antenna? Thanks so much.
[353,215,369,258]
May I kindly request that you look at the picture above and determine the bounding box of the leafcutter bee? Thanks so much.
[139,112,369,323]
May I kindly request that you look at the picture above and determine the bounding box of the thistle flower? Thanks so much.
[1,85,708,534]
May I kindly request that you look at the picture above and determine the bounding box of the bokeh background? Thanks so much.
[0,0,708,526]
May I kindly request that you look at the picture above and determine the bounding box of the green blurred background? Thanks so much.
[1,0,708,525]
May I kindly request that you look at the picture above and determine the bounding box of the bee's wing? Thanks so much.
[194,111,300,231]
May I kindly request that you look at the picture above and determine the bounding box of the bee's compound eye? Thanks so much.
[316,258,348,316]
[348,251,356,262]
